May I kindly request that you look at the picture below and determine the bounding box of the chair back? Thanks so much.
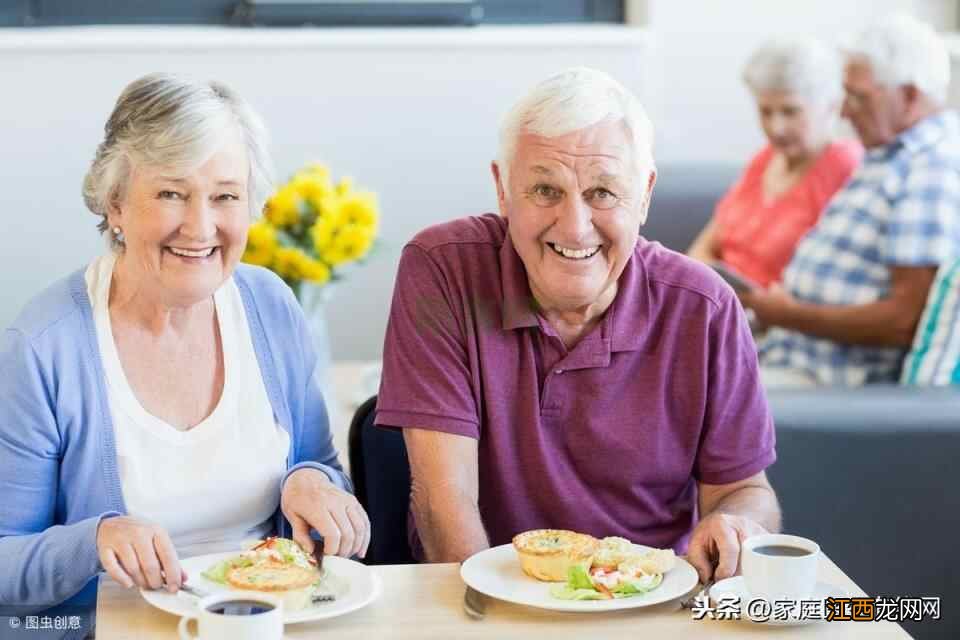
[348,395,415,564]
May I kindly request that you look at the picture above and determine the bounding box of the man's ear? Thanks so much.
[491,161,508,217]
[901,84,922,118]
[639,169,657,226]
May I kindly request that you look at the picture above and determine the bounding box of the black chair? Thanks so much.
[348,394,416,565]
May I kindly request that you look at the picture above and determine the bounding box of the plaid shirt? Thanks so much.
[760,111,960,385]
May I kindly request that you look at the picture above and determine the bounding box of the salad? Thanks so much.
[200,537,343,610]
[202,537,319,583]
[551,563,663,600]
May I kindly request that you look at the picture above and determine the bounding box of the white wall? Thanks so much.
[2,1,957,361]
[0,26,649,360]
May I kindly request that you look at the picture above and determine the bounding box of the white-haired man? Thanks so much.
[742,15,960,386]
[376,67,781,584]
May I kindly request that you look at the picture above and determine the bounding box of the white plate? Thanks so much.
[460,543,699,612]
[140,552,382,624]
[709,577,849,626]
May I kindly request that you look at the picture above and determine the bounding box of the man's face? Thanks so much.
[841,60,906,148]
[493,118,654,314]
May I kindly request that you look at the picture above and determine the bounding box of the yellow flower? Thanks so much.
[310,212,342,253]
[291,171,333,202]
[242,221,278,267]
[335,191,379,234]
[264,184,301,227]
[272,246,308,280]
[306,192,341,218]
[322,224,375,266]
[335,176,354,197]
[301,256,331,285]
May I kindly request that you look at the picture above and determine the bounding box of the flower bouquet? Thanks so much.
[242,162,380,300]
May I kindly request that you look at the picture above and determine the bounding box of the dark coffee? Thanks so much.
[752,545,812,557]
[206,600,276,616]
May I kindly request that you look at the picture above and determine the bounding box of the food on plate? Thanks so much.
[592,536,636,570]
[619,547,676,576]
[512,529,678,600]
[226,561,319,611]
[512,529,598,582]
[201,537,335,611]
[552,544,676,600]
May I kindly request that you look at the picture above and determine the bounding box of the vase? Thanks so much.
[298,283,337,425]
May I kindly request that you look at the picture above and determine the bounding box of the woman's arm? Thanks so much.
[0,329,114,614]
[687,217,722,263]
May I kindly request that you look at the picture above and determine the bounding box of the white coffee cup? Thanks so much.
[178,592,284,640]
[740,533,820,601]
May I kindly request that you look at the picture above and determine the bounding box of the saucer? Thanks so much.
[708,577,850,626]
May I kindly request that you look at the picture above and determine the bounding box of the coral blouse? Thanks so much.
[714,140,862,287]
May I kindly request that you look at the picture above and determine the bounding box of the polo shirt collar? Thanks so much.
[607,240,648,353]
[499,230,540,330]
[867,110,958,161]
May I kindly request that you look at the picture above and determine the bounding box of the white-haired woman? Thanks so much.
[689,37,863,287]
[0,74,369,625]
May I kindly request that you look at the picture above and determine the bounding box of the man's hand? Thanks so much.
[281,468,370,559]
[686,512,768,584]
[96,516,186,592]
[738,283,796,329]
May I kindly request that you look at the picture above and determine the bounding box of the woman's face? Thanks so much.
[755,90,831,162]
[107,133,251,308]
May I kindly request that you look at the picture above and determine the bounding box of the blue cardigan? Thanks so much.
[0,264,350,619]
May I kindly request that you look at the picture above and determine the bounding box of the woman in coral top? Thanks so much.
[689,37,863,287]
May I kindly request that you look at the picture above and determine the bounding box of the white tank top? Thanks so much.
[86,254,290,557]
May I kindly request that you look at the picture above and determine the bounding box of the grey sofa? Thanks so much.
[649,164,960,639]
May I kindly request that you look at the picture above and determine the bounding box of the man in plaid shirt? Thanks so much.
[742,15,960,386]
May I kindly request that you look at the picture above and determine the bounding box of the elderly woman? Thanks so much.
[0,74,369,622]
[688,37,862,287]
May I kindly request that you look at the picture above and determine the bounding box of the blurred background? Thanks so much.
[2,0,959,360]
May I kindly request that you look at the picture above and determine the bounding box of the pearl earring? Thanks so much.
[112,226,121,235]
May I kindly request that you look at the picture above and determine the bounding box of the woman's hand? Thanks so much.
[96,516,186,592]
[281,468,370,559]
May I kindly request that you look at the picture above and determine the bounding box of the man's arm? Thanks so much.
[698,471,781,532]
[403,428,489,563]
[686,471,781,583]
[742,265,936,347]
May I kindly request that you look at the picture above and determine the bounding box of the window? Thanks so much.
[2,1,624,27]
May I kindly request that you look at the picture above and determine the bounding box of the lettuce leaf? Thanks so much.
[201,557,252,585]
[567,565,595,590]
[611,573,662,596]
[550,585,607,600]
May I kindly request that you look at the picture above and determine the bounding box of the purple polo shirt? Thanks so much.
[375,214,775,554]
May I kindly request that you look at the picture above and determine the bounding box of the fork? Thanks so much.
[679,577,715,610]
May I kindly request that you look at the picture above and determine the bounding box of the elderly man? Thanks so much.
[742,15,960,387]
[376,67,780,583]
